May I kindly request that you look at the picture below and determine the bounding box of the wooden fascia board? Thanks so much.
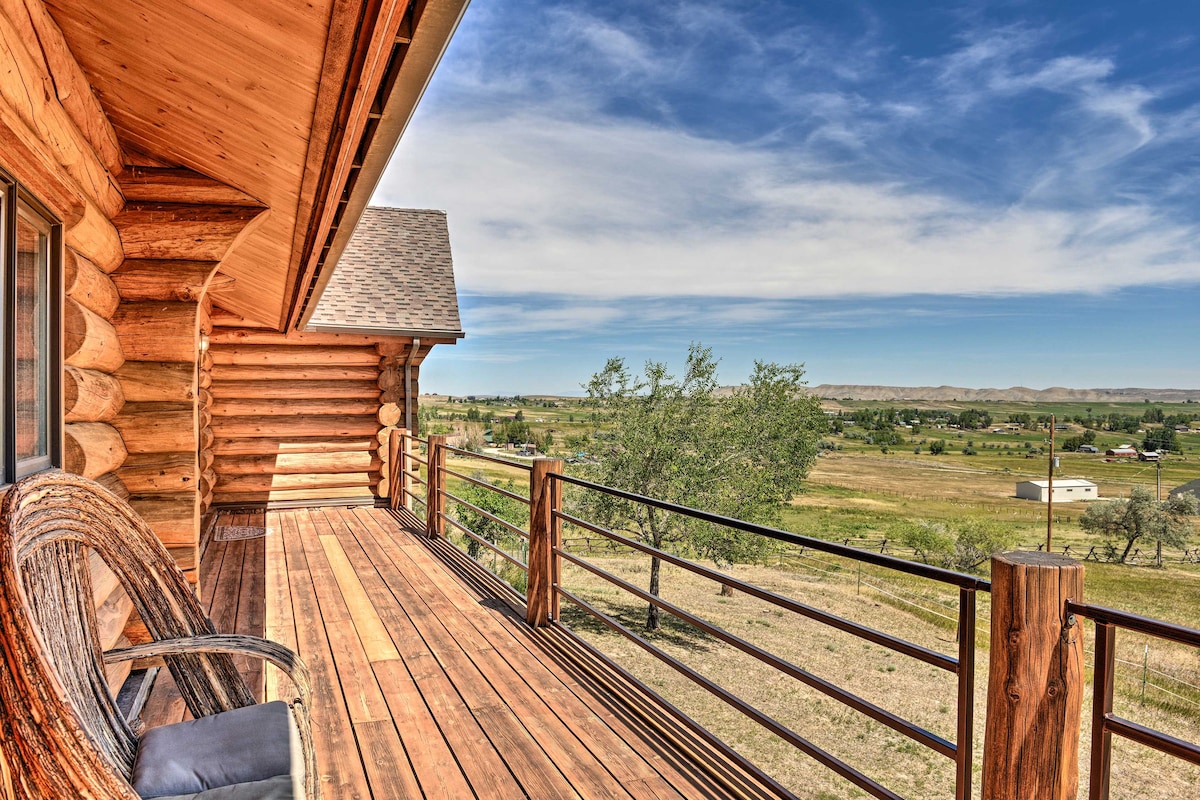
[289,0,472,332]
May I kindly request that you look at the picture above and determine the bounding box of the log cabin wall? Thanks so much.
[108,167,267,585]
[207,327,430,506]
[0,0,133,708]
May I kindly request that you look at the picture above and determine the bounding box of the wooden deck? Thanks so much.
[143,505,780,800]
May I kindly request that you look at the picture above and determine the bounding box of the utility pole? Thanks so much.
[1046,415,1055,553]
[1156,457,1163,568]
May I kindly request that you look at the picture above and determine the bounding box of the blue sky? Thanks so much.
[373,1,1200,396]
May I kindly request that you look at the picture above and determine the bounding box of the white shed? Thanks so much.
[1015,479,1098,503]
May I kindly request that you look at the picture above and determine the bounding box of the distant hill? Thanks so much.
[809,385,1200,403]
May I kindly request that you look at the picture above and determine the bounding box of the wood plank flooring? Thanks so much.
[142,506,782,800]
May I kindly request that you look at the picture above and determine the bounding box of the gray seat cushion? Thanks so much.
[155,775,293,800]
[133,701,294,799]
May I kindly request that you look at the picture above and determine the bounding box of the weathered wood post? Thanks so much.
[527,458,564,627]
[387,429,402,509]
[397,428,411,512]
[982,551,1085,800]
[426,434,448,538]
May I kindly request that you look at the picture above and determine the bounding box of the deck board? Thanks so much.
[142,505,782,800]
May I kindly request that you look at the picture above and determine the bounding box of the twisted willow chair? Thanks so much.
[0,470,318,799]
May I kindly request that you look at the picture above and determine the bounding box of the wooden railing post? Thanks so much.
[387,429,403,510]
[426,434,447,538]
[528,458,564,627]
[982,551,1085,800]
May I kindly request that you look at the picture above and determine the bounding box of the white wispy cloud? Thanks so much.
[376,2,1200,310]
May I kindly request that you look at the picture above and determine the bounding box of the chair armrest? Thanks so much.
[104,634,310,705]
[106,634,320,800]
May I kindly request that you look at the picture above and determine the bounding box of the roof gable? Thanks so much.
[308,207,464,337]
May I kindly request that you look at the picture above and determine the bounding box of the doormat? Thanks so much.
[214,525,268,542]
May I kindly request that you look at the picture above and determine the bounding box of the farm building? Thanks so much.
[1106,446,1139,457]
[1015,479,1099,502]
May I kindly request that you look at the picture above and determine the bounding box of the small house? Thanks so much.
[1106,447,1138,458]
[1015,479,1099,503]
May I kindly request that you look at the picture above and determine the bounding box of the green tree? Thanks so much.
[1080,487,1198,563]
[929,439,947,455]
[1143,427,1178,454]
[893,519,1018,572]
[452,472,527,560]
[582,345,825,630]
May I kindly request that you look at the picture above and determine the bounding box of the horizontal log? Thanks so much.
[198,406,212,429]
[199,426,215,450]
[212,472,377,493]
[119,167,263,207]
[115,361,196,403]
[211,437,377,456]
[14,0,124,174]
[210,415,381,438]
[209,328,416,347]
[198,468,217,498]
[214,452,381,475]
[168,544,198,572]
[64,366,125,422]
[210,364,380,382]
[377,403,402,427]
[64,297,125,372]
[117,452,196,495]
[128,495,198,547]
[64,248,119,318]
[199,448,214,471]
[112,302,199,363]
[209,345,382,366]
[212,398,379,417]
[66,201,123,272]
[212,486,378,504]
[379,388,409,405]
[199,388,213,409]
[111,259,219,302]
[198,369,213,390]
[0,8,122,217]
[115,203,267,262]
[64,422,127,479]
[200,350,213,372]
[210,379,381,400]
[110,409,196,454]
[92,471,131,502]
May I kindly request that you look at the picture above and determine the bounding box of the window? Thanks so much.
[1,169,61,484]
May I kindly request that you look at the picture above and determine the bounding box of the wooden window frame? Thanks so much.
[0,166,63,485]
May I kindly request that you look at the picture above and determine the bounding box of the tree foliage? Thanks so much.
[892,518,1019,572]
[580,345,825,629]
[1080,487,1198,563]
[451,472,527,560]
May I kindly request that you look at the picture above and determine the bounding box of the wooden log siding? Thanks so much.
[208,330,420,505]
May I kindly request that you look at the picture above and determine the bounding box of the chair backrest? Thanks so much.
[0,470,254,799]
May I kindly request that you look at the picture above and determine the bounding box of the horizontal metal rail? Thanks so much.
[441,514,529,573]
[557,587,902,800]
[403,489,426,509]
[442,490,530,541]
[441,467,531,506]
[443,444,533,472]
[407,453,428,467]
[552,473,990,591]
[556,545,955,758]
[555,509,956,672]
[1067,601,1200,648]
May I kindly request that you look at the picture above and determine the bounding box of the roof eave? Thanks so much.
[292,0,472,331]
[304,322,465,340]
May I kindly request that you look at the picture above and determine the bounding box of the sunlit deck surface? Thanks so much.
[143,505,778,800]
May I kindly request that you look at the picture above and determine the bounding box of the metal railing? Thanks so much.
[383,441,1200,799]
[1065,600,1200,800]
[544,472,988,800]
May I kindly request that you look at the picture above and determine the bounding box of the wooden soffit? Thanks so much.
[46,0,469,330]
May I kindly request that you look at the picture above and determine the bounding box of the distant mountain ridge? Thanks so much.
[810,385,1200,403]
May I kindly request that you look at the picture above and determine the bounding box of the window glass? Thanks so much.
[14,204,50,468]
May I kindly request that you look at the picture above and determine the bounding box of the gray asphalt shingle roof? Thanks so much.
[309,207,464,336]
